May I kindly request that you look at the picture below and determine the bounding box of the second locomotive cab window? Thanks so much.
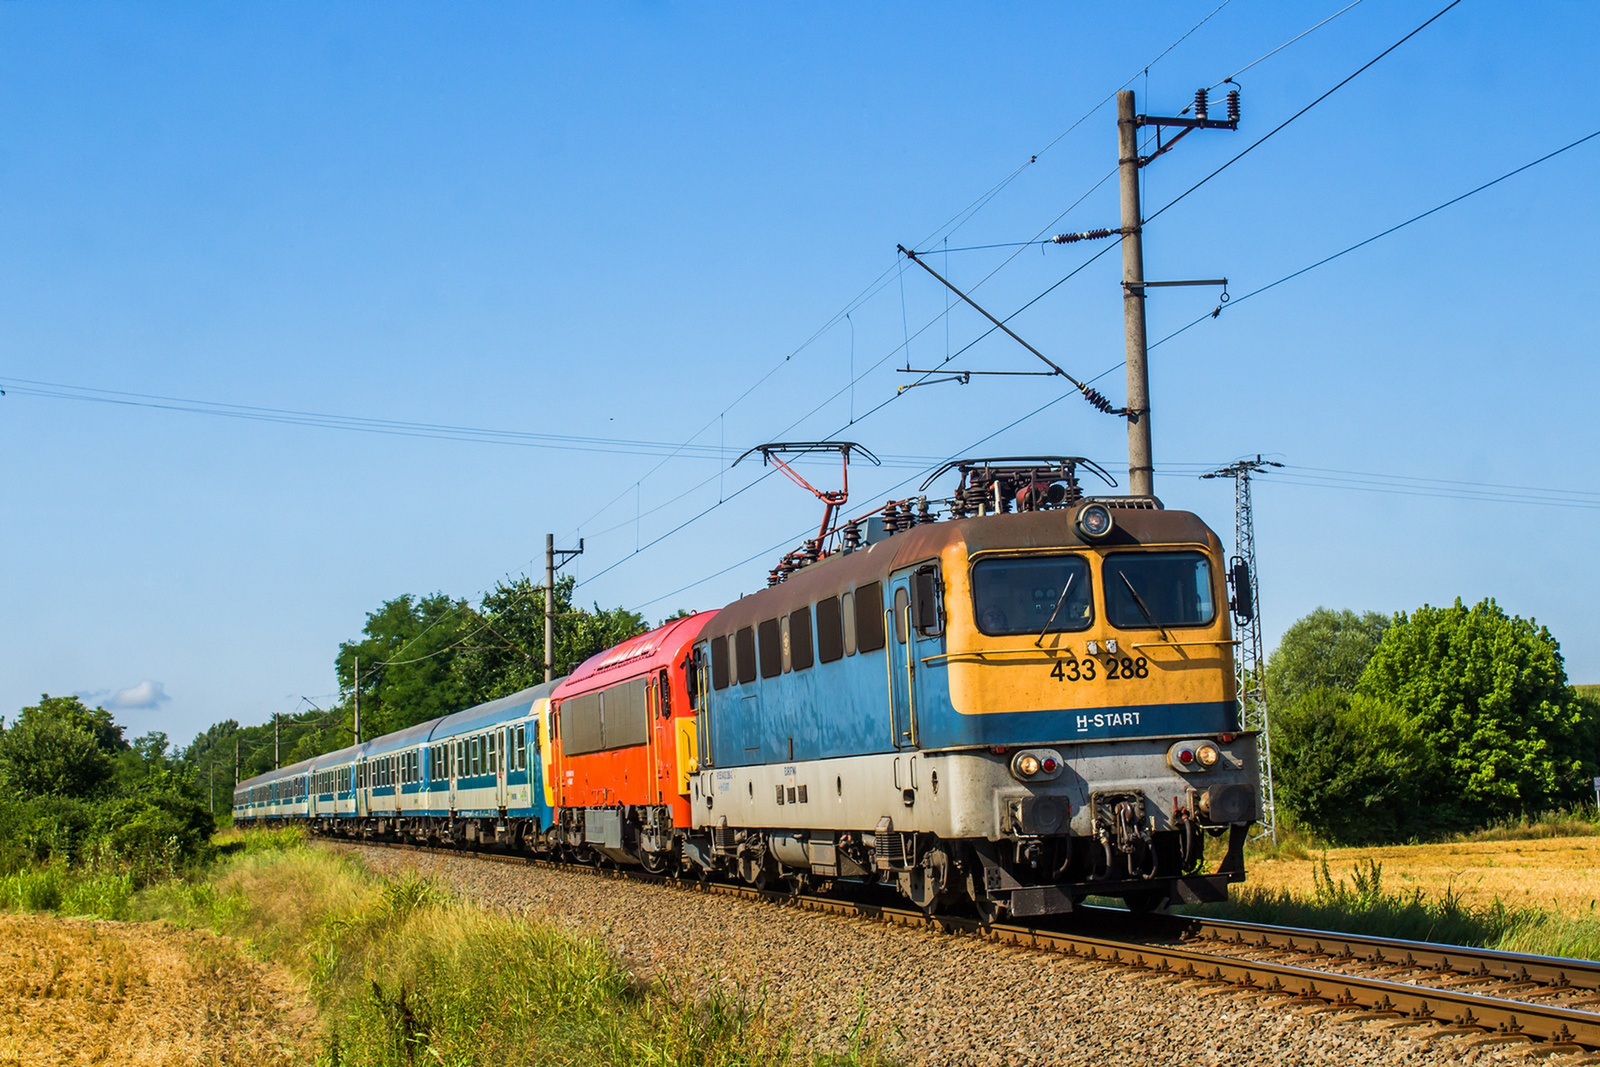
[710,636,729,691]
[815,597,844,663]
[854,581,886,652]
[788,606,814,670]
[758,618,782,679]
[735,627,758,685]
[972,555,1093,636]
[1102,551,1215,629]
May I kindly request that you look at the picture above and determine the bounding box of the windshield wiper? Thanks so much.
[1118,571,1169,640]
[1035,573,1076,647]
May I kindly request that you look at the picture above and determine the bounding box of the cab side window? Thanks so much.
[735,627,757,685]
[855,581,886,652]
[789,606,814,670]
[815,597,844,663]
[710,635,730,690]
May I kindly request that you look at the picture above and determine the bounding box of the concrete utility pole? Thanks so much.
[545,535,555,683]
[353,655,362,744]
[234,736,239,783]
[544,534,584,682]
[1117,90,1153,498]
[209,762,215,814]
[273,713,280,769]
[1114,86,1239,497]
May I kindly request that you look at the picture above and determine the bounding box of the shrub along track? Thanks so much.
[344,837,1600,1055]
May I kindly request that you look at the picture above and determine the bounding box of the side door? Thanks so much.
[885,573,917,750]
[496,726,510,810]
[448,737,460,811]
[887,562,947,751]
[355,759,368,817]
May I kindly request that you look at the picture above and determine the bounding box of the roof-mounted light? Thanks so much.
[1076,502,1114,540]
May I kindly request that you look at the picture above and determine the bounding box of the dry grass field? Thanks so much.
[0,914,313,1067]
[1247,835,1600,918]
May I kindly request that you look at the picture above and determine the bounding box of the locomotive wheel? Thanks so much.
[973,898,1004,927]
[640,848,671,875]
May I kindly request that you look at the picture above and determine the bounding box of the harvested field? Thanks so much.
[1247,835,1600,916]
[0,913,313,1067]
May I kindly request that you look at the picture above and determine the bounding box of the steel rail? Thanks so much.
[335,837,1600,1049]
[1172,914,1600,993]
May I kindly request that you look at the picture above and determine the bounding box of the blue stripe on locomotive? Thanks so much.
[707,641,1236,766]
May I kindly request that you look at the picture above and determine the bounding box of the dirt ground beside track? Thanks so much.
[0,914,313,1067]
[1246,835,1600,915]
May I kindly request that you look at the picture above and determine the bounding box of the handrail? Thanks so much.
[919,647,1074,664]
[1129,639,1241,650]
[884,609,898,749]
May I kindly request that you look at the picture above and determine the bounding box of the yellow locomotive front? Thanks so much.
[889,460,1258,913]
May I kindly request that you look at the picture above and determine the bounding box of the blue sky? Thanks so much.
[2,1,1596,747]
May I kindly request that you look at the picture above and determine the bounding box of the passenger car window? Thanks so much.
[1102,551,1216,629]
[971,555,1093,636]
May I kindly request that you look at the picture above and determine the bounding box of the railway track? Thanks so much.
[340,836,1600,1052]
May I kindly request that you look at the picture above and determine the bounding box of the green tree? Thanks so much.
[451,575,647,702]
[1265,608,1390,708]
[336,593,476,737]
[1358,598,1598,829]
[1272,688,1435,844]
[0,696,121,799]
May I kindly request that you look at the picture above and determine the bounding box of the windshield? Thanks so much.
[971,555,1093,636]
[1102,552,1215,629]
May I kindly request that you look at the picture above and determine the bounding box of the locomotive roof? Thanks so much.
[557,610,715,697]
[701,503,1220,638]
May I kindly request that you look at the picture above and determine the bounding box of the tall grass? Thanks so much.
[0,863,136,918]
[1191,854,1600,960]
[137,832,884,1067]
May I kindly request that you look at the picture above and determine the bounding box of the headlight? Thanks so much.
[1168,739,1218,773]
[1076,503,1114,540]
[1009,748,1064,782]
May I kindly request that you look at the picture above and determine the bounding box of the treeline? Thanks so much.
[0,696,214,877]
[1269,598,1600,845]
[180,574,650,795]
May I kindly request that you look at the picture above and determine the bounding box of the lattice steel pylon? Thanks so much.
[1201,456,1282,841]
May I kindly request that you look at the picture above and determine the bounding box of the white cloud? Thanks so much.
[103,680,171,711]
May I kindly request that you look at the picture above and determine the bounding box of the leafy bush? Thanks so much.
[1272,688,1438,844]
[1265,608,1390,710]
[1360,598,1598,831]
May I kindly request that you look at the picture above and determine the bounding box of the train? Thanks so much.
[235,456,1259,918]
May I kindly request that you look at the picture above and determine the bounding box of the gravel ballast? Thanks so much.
[341,844,1555,1067]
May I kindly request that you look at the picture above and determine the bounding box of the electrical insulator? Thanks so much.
[1227,90,1240,125]
[1080,386,1115,415]
[1194,88,1208,121]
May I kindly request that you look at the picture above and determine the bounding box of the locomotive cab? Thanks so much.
[686,458,1258,918]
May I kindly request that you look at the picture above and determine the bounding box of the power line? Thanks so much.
[628,388,1081,612]
[1144,0,1463,227]
[561,4,1241,543]
[1162,461,1600,510]
[1145,124,1600,350]
[1212,0,1367,88]
[0,377,748,460]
